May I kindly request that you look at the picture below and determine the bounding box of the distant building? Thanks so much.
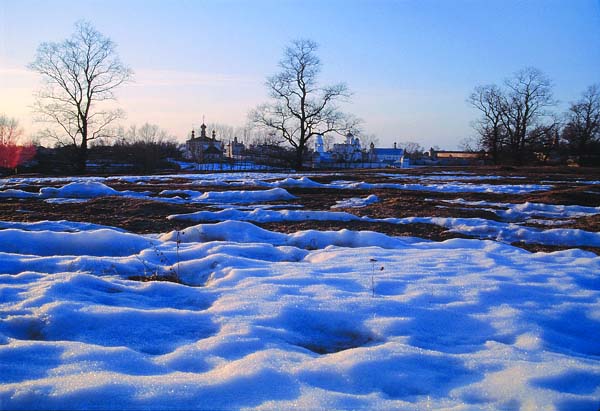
[310,135,410,168]
[314,134,326,155]
[331,132,363,162]
[312,135,333,165]
[185,123,224,162]
[226,137,245,160]
[426,148,486,165]
[372,142,405,166]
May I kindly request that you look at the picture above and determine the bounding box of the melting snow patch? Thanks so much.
[270,176,327,188]
[44,198,90,204]
[168,208,362,223]
[0,181,149,200]
[169,208,600,248]
[0,220,127,232]
[438,198,600,222]
[332,194,379,209]
[0,228,155,257]
[39,181,141,199]
[398,216,600,247]
[195,187,296,203]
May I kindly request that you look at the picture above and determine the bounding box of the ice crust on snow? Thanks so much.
[1,219,599,410]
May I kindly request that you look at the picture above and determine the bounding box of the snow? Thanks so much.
[195,188,296,203]
[161,221,415,253]
[378,172,525,181]
[333,181,552,194]
[169,208,362,223]
[1,173,552,198]
[267,177,551,194]
[1,171,599,410]
[1,220,599,410]
[0,189,39,198]
[0,227,155,257]
[0,180,296,206]
[270,176,327,188]
[40,181,123,198]
[0,220,126,232]
[159,187,296,204]
[44,198,90,204]
[0,172,304,189]
[170,207,600,248]
[0,181,148,200]
[438,198,600,222]
[332,194,379,209]
[397,216,600,247]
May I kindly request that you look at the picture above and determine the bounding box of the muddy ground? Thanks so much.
[2,166,600,254]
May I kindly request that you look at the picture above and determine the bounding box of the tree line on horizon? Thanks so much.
[467,68,599,166]
[1,21,599,174]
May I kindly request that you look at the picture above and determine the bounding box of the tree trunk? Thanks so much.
[295,145,304,170]
[491,128,499,165]
[76,139,88,173]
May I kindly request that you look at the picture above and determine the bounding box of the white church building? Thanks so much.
[313,132,364,164]
[311,132,408,168]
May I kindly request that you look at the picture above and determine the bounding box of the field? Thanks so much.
[1,166,599,410]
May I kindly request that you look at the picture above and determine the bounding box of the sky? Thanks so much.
[1,0,599,149]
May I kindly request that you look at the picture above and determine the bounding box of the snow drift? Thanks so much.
[1,219,599,410]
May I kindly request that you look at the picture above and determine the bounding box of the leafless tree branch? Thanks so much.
[29,20,132,171]
[249,39,360,169]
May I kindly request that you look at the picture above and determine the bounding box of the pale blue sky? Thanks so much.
[1,0,599,148]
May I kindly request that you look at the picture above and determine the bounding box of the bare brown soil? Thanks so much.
[2,166,600,254]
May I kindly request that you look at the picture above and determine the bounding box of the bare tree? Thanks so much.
[234,125,259,145]
[468,84,505,164]
[99,122,179,172]
[399,141,424,158]
[528,114,562,162]
[29,21,132,172]
[563,84,600,156]
[127,123,173,144]
[249,39,360,169]
[204,123,236,141]
[459,136,477,152]
[0,114,23,145]
[250,131,284,146]
[359,133,379,150]
[499,67,556,163]
[468,68,557,164]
